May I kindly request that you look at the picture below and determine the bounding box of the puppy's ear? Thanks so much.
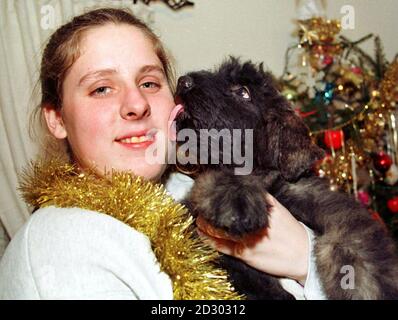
[276,106,325,181]
[260,94,324,181]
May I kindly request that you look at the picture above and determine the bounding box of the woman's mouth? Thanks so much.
[119,135,153,143]
[116,130,157,149]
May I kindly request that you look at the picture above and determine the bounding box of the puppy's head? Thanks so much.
[175,57,324,181]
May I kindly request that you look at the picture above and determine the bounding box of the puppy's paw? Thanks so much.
[188,170,270,237]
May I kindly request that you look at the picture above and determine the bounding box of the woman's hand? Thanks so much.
[196,193,309,285]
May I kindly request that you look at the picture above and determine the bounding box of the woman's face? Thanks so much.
[45,24,175,180]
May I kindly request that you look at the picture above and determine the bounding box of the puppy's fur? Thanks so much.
[175,57,398,299]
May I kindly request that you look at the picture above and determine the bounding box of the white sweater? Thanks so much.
[0,173,326,299]
[0,220,9,260]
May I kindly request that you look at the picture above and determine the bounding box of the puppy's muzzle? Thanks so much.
[177,75,194,94]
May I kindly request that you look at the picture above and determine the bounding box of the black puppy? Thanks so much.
[175,57,398,299]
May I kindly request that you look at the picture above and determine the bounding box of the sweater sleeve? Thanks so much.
[279,223,327,299]
[166,173,328,300]
[301,224,327,300]
[0,219,9,261]
[0,207,173,300]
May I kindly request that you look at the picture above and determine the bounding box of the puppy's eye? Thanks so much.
[231,85,251,100]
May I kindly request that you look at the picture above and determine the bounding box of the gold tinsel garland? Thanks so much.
[298,17,341,45]
[19,159,243,300]
[379,60,398,108]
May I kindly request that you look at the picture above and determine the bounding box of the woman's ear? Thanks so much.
[42,105,67,139]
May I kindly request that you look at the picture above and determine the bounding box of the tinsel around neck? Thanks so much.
[19,159,242,300]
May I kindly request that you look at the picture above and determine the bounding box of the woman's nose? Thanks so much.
[121,89,151,120]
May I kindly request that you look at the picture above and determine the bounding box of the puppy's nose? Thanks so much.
[177,76,194,94]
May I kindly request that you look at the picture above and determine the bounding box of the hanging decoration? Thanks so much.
[133,0,194,11]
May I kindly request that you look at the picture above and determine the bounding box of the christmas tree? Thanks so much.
[280,7,398,242]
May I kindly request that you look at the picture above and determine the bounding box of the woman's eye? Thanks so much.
[140,82,160,90]
[91,86,112,96]
[232,86,251,100]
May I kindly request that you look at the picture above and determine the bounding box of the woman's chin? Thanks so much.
[124,163,167,181]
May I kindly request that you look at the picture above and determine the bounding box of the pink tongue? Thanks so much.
[168,104,184,141]
[169,104,184,122]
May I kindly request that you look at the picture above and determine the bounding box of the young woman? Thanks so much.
[0,8,325,299]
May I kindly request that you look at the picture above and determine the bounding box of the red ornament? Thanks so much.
[387,197,398,213]
[323,55,334,66]
[351,66,362,75]
[324,129,344,149]
[373,152,392,173]
[357,190,370,207]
